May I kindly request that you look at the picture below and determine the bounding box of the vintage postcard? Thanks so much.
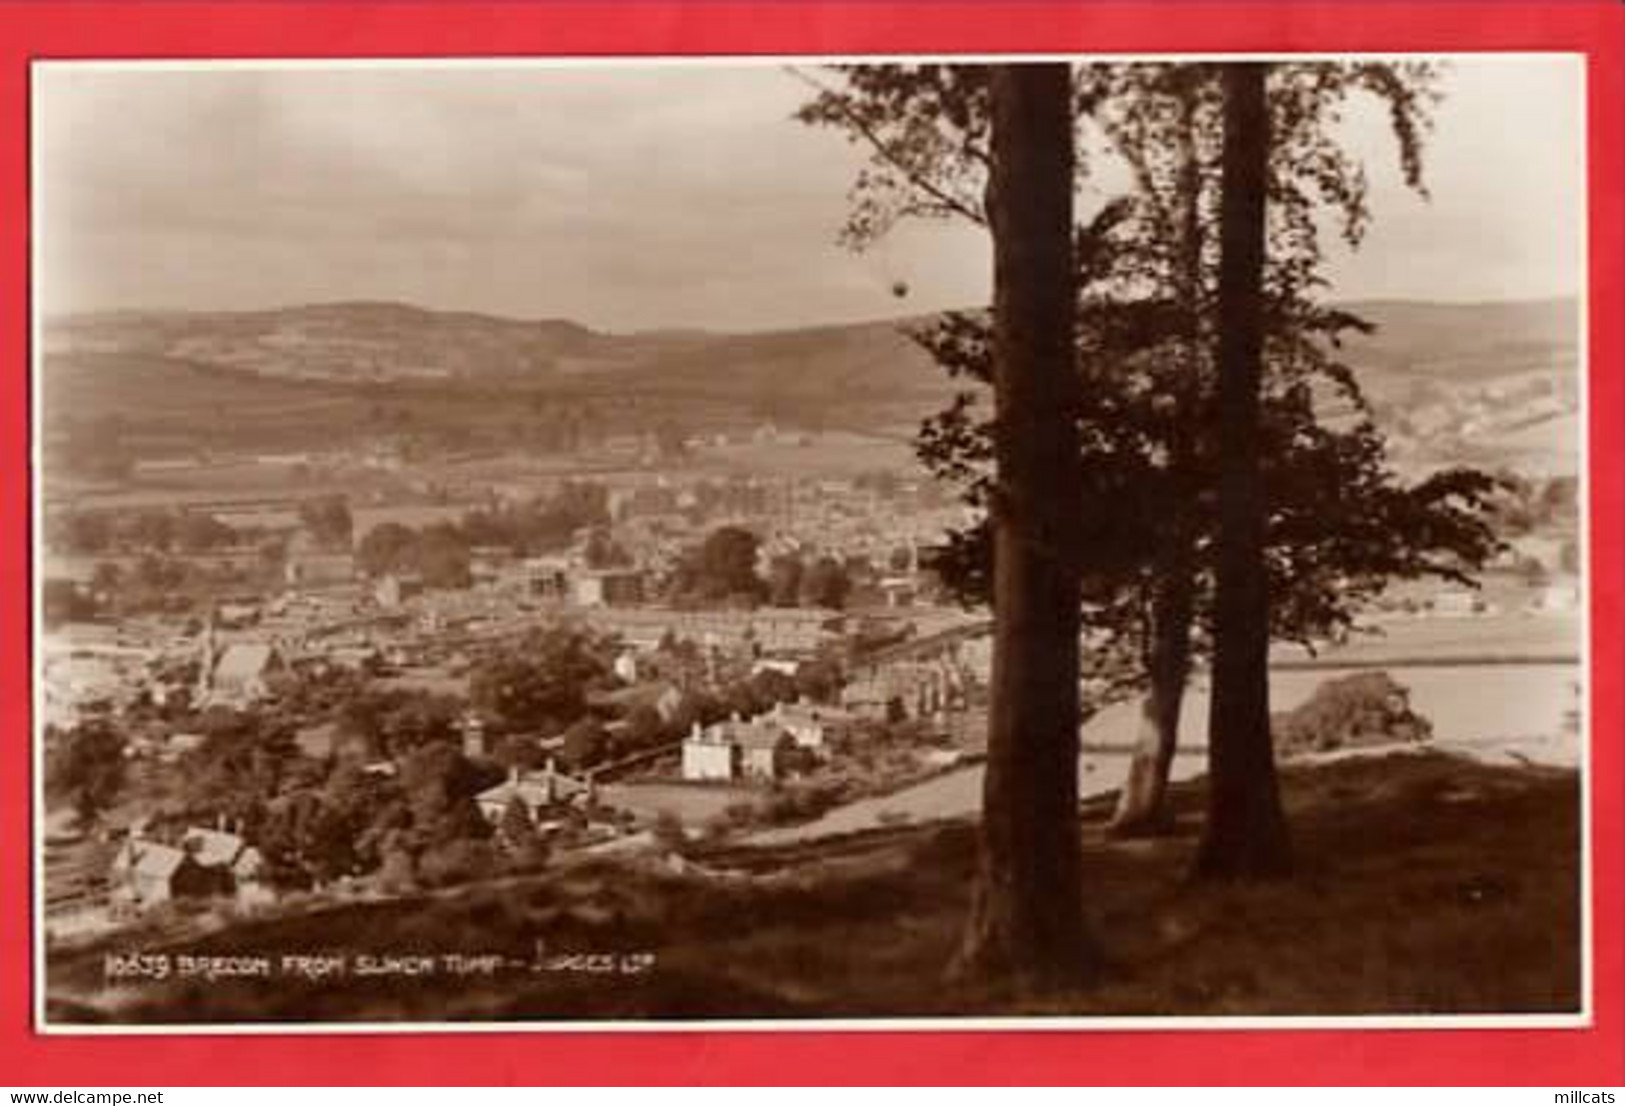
[30,50,1592,1036]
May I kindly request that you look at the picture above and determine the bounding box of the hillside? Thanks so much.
[45,751,1580,1023]
[44,301,943,401]
[45,296,1578,385]
[39,297,1581,474]
[1334,297,1578,381]
[46,302,605,383]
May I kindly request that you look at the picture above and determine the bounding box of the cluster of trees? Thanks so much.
[296,496,355,550]
[170,706,513,891]
[466,626,838,772]
[765,550,856,609]
[47,719,128,829]
[52,667,528,890]
[102,684,534,891]
[49,618,850,894]
[357,521,474,588]
[352,482,638,586]
[666,526,766,605]
[666,525,854,610]
[469,627,615,742]
[46,508,238,558]
[42,552,284,625]
[799,60,1503,984]
[459,480,612,554]
[1271,671,1432,756]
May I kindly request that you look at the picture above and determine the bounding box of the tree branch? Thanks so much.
[785,65,989,229]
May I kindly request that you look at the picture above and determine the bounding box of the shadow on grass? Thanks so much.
[46,749,1580,1023]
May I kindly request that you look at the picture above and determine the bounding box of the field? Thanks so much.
[44,749,1580,1023]
[351,504,474,536]
[594,781,759,827]
[683,431,919,480]
[1274,603,1581,663]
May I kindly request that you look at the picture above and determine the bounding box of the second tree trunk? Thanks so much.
[955,63,1100,988]
[1194,61,1292,880]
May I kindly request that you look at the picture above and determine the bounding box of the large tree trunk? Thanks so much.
[954,63,1098,988]
[1109,568,1194,836]
[1194,62,1292,880]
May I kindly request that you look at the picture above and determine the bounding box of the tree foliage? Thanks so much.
[468,627,611,736]
[357,521,471,588]
[801,61,1500,682]
[49,720,127,828]
[801,555,853,610]
[669,525,766,605]
[299,495,354,550]
[1272,670,1432,755]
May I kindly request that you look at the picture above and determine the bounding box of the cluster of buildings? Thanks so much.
[841,654,980,723]
[516,554,648,608]
[679,700,858,783]
[40,467,1007,942]
[577,605,841,655]
[473,760,595,830]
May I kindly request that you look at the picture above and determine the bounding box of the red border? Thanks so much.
[2,1,1620,1086]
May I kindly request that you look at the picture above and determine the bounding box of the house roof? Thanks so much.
[294,721,339,759]
[182,827,246,868]
[709,718,791,751]
[212,643,279,683]
[477,768,588,809]
[588,681,682,713]
[118,840,189,881]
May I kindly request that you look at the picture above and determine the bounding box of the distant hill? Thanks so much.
[46,301,604,383]
[39,296,1581,474]
[1333,297,1578,382]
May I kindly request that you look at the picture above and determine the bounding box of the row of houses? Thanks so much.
[841,656,977,722]
[581,606,842,656]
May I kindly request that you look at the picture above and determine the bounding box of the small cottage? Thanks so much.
[109,839,216,907]
[475,762,590,825]
[203,642,284,705]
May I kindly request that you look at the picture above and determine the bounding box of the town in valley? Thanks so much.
[34,58,1587,1023]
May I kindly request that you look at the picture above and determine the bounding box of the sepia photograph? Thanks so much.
[31,54,1587,1030]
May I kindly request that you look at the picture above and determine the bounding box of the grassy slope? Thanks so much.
[47,749,1580,1024]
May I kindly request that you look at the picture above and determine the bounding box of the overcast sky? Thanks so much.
[35,56,1583,332]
